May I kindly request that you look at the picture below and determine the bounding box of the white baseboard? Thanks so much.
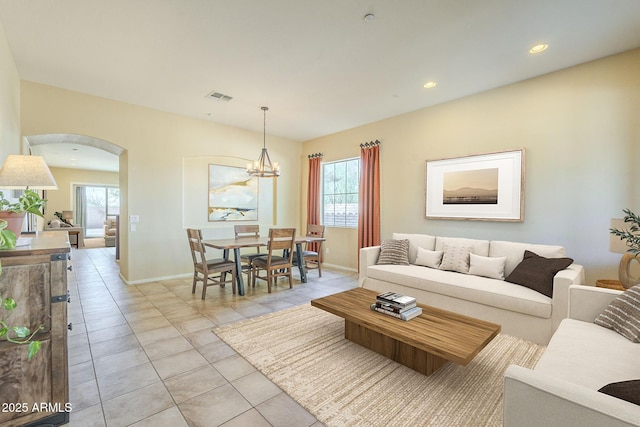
[322,263,357,273]
[121,264,356,285]
[121,272,192,285]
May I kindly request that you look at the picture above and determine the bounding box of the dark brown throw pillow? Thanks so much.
[505,250,573,298]
[598,380,640,406]
[377,239,410,265]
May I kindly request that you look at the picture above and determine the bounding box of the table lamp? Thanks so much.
[62,210,74,225]
[0,155,58,245]
[0,155,58,190]
[610,218,640,289]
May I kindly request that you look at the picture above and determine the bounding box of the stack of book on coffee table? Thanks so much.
[370,291,422,321]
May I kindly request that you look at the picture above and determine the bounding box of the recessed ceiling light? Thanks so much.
[529,44,548,54]
[363,13,375,23]
[423,81,437,89]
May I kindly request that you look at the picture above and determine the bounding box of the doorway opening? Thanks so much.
[75,185,120,237]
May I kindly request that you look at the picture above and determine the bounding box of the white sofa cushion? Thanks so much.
[366,264,552,318]
[393,233,436,264]
[415,247,443,268]
[489,240,566,277]
[469,253,507,280]
[535,318,640,390]
[435,236,490,257]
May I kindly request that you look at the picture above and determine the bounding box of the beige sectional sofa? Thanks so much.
[359,233,585,345]
[504,285,640,426]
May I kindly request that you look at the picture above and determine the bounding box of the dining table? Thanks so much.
[203,235,326,296]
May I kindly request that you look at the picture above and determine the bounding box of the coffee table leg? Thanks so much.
[344,320,447,376]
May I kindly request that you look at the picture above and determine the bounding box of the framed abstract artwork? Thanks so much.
[425,149,525,222]
[208,164,258,221]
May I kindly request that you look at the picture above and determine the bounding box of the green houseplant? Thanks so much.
[610,209,640,255]
[0,189,47,246]
[609,208,640,289]
[0,228,42,360]
[0,190,48,359]
[0,218,17,249]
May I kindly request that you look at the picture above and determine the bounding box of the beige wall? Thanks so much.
[0,23,20,160]
[302,49,640,285]
[20,82,301,283]
[46,167,119,224]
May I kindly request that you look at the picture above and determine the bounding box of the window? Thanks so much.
[76,186,120,237]
[322,158,360,228]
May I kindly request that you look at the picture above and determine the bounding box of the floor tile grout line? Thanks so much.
[67,246,354,426]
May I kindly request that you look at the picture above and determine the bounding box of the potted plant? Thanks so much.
[610,209,640,289]
[0,189,47,243]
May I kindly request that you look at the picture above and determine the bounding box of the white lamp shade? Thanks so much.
[0,155,58,190]
[610,218,632,254]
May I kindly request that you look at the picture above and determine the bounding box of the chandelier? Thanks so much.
[247,106,280,177]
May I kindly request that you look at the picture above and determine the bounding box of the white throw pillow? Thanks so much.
[468,253,507,280]
[438,243,473,273]
[392,233,436,264]
[415,247,444,269]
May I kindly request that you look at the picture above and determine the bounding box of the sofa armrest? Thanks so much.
[359,246,380,286]
[568,284,623,322]
[550,264,585,331]
[504,365,640,427]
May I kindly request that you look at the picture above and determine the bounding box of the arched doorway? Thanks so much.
[26,133,126,261]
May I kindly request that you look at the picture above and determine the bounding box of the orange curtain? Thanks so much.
[307,154,322,252]
[358,141,381,257]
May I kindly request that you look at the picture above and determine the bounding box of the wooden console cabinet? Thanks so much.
[0,232,70,427]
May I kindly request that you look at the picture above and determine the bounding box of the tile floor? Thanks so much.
[66,246,358,427]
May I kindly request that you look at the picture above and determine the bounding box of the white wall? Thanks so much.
[302,49,640,285]
[0,22,20,160]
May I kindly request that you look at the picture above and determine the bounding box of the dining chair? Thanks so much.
[187,228,236,299]
[234,224,262,282]
[293,224,325,277]
[251,228,296,293]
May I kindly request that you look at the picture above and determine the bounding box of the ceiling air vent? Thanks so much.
[206,91,233,102]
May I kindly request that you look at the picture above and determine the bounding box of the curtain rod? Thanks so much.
[308,153,323,159]
[360,140,381,148]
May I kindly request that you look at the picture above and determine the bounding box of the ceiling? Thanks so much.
[2,0,640,171]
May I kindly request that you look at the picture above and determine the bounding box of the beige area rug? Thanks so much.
[214,304,545,427]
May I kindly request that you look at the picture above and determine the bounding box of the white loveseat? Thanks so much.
[504,285,640,426]
[359,233,585,345]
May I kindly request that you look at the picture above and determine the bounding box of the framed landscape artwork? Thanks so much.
[208,164,258,221]
[425,149,525,221]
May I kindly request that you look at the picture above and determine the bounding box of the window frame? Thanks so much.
[321,157,360,229]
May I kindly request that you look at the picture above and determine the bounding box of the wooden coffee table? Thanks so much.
[311,287,501,376]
